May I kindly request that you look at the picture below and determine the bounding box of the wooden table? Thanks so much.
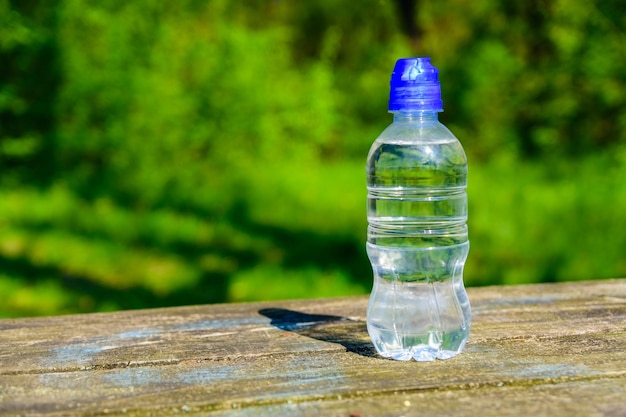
[1,279,625,416]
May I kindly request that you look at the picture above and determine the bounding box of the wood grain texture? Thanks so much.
[1,279,625,416]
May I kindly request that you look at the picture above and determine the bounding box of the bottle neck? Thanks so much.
[392,111,439,123]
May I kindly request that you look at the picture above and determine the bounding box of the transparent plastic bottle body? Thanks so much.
[366,111,471,361]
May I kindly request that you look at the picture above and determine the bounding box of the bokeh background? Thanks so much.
[1,0,625,317]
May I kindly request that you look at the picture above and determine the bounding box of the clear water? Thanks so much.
[366,243,470,361]
[366,116,471,361]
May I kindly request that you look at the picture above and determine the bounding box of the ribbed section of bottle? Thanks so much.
[366,137,471,361]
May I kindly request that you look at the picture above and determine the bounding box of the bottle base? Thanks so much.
[376,346,463,362]
[368,324,468,362]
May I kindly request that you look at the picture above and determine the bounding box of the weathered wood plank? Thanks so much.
[0,279,625,416]
[1,336,624,416]
[1,280,624,374]
[205,377,626,417]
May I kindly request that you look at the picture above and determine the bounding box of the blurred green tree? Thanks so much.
[0,0,625,317]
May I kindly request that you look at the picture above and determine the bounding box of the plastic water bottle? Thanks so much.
[366,57,471,361]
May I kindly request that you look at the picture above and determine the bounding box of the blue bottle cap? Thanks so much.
[388,57,443,112]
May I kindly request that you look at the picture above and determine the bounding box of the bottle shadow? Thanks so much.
[259,308,377,358]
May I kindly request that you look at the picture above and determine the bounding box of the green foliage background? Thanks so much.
[1,0,625,317]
